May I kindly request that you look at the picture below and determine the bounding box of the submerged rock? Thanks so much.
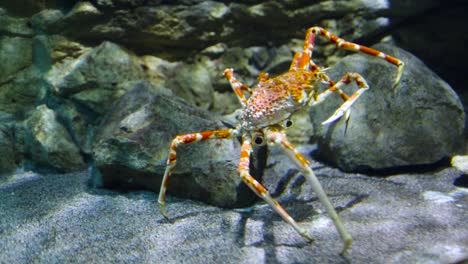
[0,36,33,83]
[0,67,43,116]
[46,41,145,115]
[92,81,255,207]
[310,44,465,171]
[24,105,85,172]
[163,61,215,110]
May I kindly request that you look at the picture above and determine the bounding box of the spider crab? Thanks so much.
[157,27,404,253]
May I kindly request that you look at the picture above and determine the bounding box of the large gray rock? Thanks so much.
[46,41,145,115]
[163,61,215,110]
[0,147,466,263]
[309,44,465,171]
[24,105,85,172]
[53,101,95,155]
[92,81,255,207]
[0,67,43,116]
[0,36,33,83]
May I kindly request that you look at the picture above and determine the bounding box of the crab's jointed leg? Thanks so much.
[158,129,235,218]
[224,68,251,106]
[238,135,314,241]
[317,72,370,125]
[289,52,319,72]
[265,127,352,254]
[304,26,404,88]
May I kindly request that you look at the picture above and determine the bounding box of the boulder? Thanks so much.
[24,105,85,172]
[53,101,95,155]
[309,44,465,171]
[46,41,145,115]
[92,81,256,207]
[0,66,45,117]
[163,61,215,110]
[0,36,33,83]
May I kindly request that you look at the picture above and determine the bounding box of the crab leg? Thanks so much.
[319,72,370,125]
[158,129,235,218]
[238,135,314,241]
[224,68,251,106]
[289,52,319,72]
[299,26,404,88]
[265,127,352,254]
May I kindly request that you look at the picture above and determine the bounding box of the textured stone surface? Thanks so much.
[0,148,466,263]
[92,82,255,207]
[23,0,447,64]
[0,36,33,82]
[0,67,43,116]
[309,44,465,171]
[24,105,85,172]
[46,41,145,114]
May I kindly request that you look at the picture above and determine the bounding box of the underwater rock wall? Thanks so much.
[0,1,466,205]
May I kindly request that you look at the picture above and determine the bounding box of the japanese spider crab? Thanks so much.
[158,27,404,253]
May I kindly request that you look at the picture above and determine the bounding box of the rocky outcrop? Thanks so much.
[92,82,255,207]
[46,41,145,114]
[309,44,465,171]
[24,105,86,172]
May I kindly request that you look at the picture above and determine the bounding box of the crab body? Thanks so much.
[157,27,404,254]
[241,70,317,130]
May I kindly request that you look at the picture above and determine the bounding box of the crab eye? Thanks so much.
[254,136,264,145]
[253,133,265,146]
[283,119,293,128]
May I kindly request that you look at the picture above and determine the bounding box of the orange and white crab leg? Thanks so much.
[291,28,320,72]
[238,135,314,241]
[158,129,235,218]
[264,127,352,254]
[289,51,319,72]
[224,68,251,106]
[305,27,404,88]
[319,72,370,125]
